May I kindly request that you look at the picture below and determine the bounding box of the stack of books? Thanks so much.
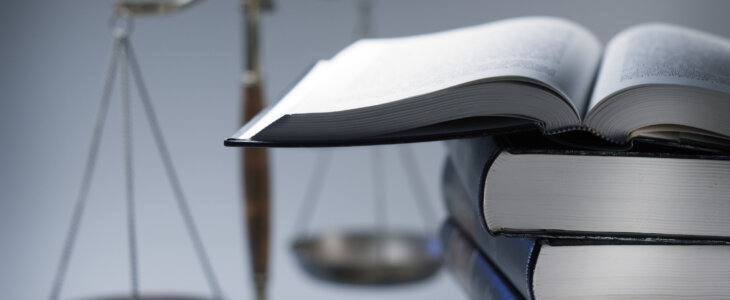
[441,133,730,300]
[226,16,730,299]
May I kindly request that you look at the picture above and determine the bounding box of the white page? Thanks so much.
[590,23,730,109]
[290,16,601,116]
[234,60,332,140]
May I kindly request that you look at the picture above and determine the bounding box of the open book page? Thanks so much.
[289,16,602,116]
[589,23,730,109]
[235,60,332,140]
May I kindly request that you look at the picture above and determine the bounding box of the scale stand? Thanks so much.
[48,13,222,300]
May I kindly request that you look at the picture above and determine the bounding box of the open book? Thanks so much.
[227,17,730,149]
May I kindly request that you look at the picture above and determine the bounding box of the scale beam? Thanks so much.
[115,0,204,16]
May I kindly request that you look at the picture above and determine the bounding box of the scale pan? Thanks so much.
[292,230,442,285]
[92,296,210,300]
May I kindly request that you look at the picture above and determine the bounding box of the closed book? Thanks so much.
[441,220,523,300]
[445,134,730,240]
[442,159,730,299]
[443,159,536,299]
[227,17,730,151]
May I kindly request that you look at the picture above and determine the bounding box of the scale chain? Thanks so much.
[292,145,437,240]
[48,37,121,300]
[124,37,224,300]
[120,35,141,299]
[398,145,437,233]
[371,147,387,262]
[292,150,333,238]
[48,23,223,300]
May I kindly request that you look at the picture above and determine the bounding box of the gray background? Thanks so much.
[2,0,729,299]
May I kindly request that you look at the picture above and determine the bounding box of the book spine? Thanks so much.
[445,136,503,235]
[444,137,498,202]
[443,159,538,300]
[441,220,524,300]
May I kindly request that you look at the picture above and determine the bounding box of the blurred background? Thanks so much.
[2,0,729,299]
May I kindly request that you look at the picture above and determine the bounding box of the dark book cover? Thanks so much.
[442,158,730,299]
[441,220,524,300]
[444,133,730,241]
[443,159,538,299]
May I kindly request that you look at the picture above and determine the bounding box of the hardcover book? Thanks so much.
[227,16,730,149]
[445,134,730,240]
[442,159,730,300]
[441,220,523,300]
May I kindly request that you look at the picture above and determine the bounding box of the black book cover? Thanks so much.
[441,219,524,300]
[442,158,730,299]
[443,159,537,299]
